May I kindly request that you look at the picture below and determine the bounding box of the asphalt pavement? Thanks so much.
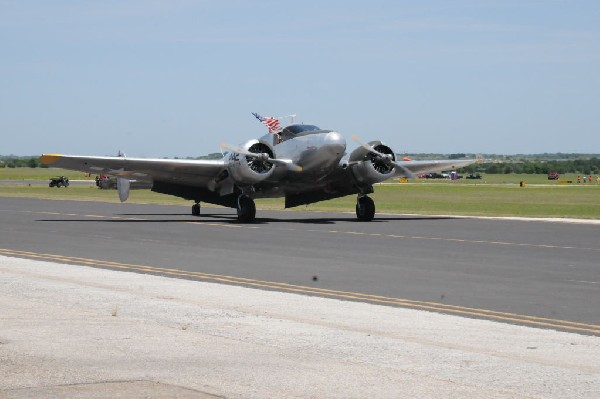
[0,197,599,331]
[2,196,600,397]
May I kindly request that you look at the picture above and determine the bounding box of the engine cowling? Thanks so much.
[227,139,275,185]
[349,141,396,184]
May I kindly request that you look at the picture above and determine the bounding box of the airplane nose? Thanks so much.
[324,131,346,156]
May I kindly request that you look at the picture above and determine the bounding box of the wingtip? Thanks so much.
[39,154,61,165]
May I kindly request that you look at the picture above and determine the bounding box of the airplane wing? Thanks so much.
[39,154,226,187]
[394,159,476,177]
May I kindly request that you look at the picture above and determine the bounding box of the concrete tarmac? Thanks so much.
[1,255,599,398]
[0,197,599,332]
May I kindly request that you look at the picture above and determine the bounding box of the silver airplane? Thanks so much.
[40,122,476,222]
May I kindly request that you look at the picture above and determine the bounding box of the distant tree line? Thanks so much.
[0,157,47,168]
[2,155,600,175]
[459,158,600,175]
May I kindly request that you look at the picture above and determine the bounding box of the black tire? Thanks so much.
[49,183,54,187]
[192,203,201,216]
[237,195,256,223]
[356,196,375,221]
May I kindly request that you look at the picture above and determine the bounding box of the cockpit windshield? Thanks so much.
[280,125,325,142]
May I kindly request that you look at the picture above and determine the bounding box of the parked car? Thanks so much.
[466,173,482,179]
[49,176,69,187]
[548,171,559,180]
[425,173,446,179]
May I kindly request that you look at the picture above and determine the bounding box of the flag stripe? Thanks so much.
[252,112,282,134]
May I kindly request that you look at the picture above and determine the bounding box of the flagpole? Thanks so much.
[276,114,297,125]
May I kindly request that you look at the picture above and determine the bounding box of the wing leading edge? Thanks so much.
[40,154,226,187]
[394,159,476,177]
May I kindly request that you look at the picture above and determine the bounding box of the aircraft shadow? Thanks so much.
[37,214,457,225]
[208,214,457,225]
[118,213,195,216]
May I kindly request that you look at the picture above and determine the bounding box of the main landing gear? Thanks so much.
[237,195,256,223]
[356,195,375,222]
[190,196,256,223]
[191,202,201,216]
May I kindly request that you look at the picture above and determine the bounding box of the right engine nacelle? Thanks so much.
[349,141,396,185]
[227,140,275,185]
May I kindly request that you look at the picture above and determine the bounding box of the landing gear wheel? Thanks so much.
[192,203,201,216]
[237,195,256,223]
[356,195,375,221]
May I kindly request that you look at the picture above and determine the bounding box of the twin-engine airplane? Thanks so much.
[40,119,475,222]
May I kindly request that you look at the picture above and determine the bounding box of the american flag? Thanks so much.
[252,112,282,134]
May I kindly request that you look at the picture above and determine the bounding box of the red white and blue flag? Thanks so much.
[252,112,282,134]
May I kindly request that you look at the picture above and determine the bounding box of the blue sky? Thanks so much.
[1,1,599,157]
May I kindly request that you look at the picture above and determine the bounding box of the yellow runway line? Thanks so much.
[2,248,599,335]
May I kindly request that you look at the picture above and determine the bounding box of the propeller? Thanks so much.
[351,135,415,179]
[220,143,303,172]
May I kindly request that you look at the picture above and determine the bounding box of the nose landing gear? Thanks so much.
[356,195,375,221]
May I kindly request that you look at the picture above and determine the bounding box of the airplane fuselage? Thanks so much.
[273,130,346,174]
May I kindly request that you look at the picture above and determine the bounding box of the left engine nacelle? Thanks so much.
[227,139,276,185]
[349,141,396,185]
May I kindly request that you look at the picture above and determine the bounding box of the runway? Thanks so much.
[1,197,599,334]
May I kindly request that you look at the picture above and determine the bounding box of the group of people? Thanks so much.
[576,175,599,183]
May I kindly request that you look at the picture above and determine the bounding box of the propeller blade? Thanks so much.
[220,143,263,159]
[351,134,388,159]
[350,135,414,179]
[391,161,415,179]
[220,143,302,172]
[270,159,303,172]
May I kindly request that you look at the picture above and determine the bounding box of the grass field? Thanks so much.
[0,167,95,181]
[1,167,599,219]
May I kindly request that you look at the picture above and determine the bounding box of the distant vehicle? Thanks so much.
[424,172,446,179]
[97,176,117,190]
[49,176,69,187]
[95,175,108,187]
[548,171,559,180]
[466,173,482,179]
